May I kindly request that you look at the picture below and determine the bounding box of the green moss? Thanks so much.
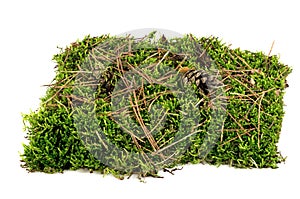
[21,33,291,178]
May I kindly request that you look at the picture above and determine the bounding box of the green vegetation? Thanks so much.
[21,33,291,179]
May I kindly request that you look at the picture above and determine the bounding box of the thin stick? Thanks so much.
[149,109,168,135]
[155,50,170,67]
[220,130,253,146]
[268,41,275,57]
[257,92,265,149]
[154,122,206,154]
[43,74,76,105]
[130,90,159,151]
[221,106,249,139]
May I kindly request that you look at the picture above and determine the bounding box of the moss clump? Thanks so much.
[21,33,291,179]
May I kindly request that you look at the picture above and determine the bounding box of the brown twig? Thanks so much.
[257,92,265,149]
[220,129,254,146]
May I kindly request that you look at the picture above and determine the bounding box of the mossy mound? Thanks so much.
[21,33,291,178]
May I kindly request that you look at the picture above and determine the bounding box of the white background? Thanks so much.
[1,0,299,198]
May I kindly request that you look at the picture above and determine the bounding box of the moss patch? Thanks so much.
[21,33,291,179]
